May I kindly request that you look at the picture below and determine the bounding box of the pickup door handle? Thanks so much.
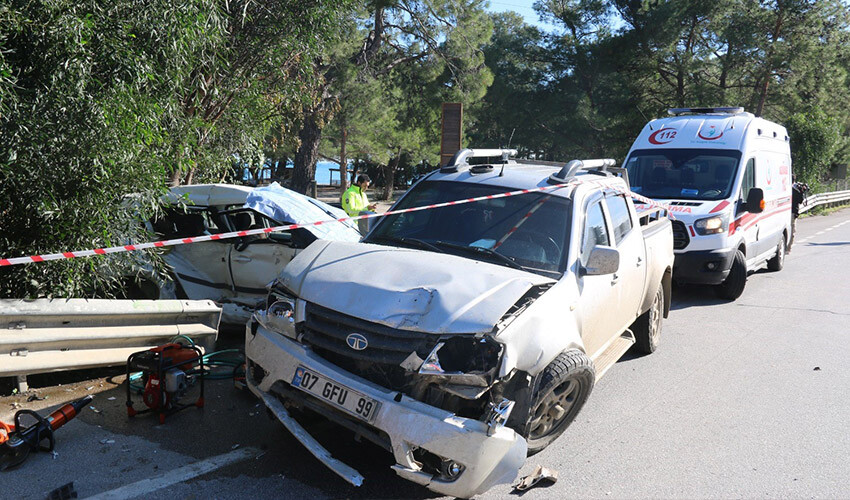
[636,256,643,267]
[611,273,619,285]
[234,256,252,263]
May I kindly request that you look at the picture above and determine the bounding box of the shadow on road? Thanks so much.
[669,283,728,311]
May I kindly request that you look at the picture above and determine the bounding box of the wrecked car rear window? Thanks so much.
[367,181,571,277]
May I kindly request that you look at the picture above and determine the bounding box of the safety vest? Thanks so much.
[341,185,369,217]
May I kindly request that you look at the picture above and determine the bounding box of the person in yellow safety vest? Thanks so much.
[342,174,378,234]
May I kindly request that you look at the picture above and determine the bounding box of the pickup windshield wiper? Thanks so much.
[434,241,526,271]
[368,235,443,253]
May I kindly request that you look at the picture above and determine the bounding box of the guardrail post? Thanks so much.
[16,374,28,392]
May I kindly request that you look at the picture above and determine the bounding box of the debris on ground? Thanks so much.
[26,394,45,402]
[99,439,115,445]
[89,406,102,414]
[813,366,821,371]
[512,465,559,493]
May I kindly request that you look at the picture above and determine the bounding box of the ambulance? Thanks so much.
[624,107,792,300]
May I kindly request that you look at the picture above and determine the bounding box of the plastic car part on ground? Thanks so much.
[512,464,559,492]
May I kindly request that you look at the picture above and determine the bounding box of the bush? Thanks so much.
[785,108,844,185]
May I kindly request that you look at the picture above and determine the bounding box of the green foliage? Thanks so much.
[472,0,850,167]
[301,0,494,198]
[0,0,345,298]
[784,108,844,185]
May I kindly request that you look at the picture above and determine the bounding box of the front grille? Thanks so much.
[301,302,440,366]
[671,220,690,249]
[299,302,442,393]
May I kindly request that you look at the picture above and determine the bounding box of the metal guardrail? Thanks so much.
[0,299,221,385]
[799,189,850,214]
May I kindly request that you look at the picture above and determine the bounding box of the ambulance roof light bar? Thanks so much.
[668,107,745,116]
[441,148,518,173]
[548,158,617,184]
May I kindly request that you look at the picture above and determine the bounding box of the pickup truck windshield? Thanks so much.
[625,149,742,201]
[366,180,571,278]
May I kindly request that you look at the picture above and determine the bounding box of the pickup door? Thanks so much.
[577,196,629,357]
[577,192,654,358]
[604,193,647,325]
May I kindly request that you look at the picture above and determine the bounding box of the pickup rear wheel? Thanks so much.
[632,284,663,354]
[525,350,594,455]
[715,249,747,300]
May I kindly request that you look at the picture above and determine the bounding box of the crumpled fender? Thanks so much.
[494,279,583,377]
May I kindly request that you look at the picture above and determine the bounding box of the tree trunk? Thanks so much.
[339,122,348,195]
[380,150,401,200]
[169,167,183,187]
[184,168,195,185]
[292,111,323,195]
[756,6,785,117]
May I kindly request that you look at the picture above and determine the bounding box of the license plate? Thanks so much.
[291,366,380,422]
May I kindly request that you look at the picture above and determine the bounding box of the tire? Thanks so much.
[524,350,595,455]
[767,236,786,272]
[631,284,663,354]
[715,249,747,300]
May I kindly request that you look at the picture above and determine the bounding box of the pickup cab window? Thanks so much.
[581,200,610,264]
[367,180,571,277]
[606,195,633,245]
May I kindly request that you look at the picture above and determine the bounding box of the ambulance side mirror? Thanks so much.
[746,188,765,214]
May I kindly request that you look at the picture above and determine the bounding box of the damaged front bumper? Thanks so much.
[245,320,527,498]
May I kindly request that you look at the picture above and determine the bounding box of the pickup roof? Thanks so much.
[245,150,674,497]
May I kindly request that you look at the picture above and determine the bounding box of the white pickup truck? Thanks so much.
[245,150,675,497]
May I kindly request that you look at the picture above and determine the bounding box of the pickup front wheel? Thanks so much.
[632,284,663,354]
[525,350,595,455]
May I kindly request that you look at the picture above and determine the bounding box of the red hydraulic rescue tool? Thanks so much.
[0,395,93,471]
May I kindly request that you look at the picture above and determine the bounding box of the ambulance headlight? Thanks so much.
[694,214,729,235]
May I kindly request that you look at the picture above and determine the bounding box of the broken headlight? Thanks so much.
[419,336,503,385]
[257,283,298,338]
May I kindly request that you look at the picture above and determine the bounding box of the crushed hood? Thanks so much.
[244,182,360,241]
[280,240,554,334]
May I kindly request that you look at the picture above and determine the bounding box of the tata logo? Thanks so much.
[346,333,368,351]
[649,128,677,145]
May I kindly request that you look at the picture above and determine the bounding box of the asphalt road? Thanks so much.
[2,208,849,499]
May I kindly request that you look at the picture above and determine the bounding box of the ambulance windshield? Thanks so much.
[625,149,742,201]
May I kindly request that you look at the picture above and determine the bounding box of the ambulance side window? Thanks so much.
[741,158,755,200]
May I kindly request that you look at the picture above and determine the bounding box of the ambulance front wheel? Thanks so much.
[715,249,746,300]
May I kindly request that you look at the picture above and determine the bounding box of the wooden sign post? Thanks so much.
[440,102,463,166]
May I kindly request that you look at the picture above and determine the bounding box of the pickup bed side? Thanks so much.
[636,206,674,318]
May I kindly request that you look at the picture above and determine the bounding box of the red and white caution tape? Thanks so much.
[0,179,673,267]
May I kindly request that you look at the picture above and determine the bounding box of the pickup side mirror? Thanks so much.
[746,188,765,214]
[583,246,620,276]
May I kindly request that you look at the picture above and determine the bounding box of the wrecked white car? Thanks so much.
[145,183,360,323]
[246,150,674,497]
